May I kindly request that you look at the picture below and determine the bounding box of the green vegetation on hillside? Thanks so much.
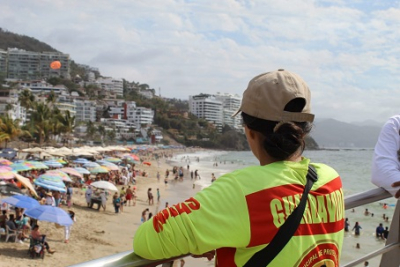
[0,28,58,52]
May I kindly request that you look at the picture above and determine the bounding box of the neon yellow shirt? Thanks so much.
[133,157,344,266]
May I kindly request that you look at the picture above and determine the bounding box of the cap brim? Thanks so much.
[231,108,241,118]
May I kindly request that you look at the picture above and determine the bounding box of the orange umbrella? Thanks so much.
[143,161,151,166]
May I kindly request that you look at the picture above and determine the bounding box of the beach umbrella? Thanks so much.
[89,166,109,174]
[57,159,68,165]
[59,167,83,179]
[1,194,40,210]
[90,181,118,191]
[104,157,122,163]
[25,205,73,226]
[0,182,22,196]
[13,173,38,197]
[43,160,63,168]
[0,166,15,179]
[46,170,73,182]
[11,162,33,172]
[73,167,90,175]
[101,164,118,171]
[34,174,66,192]
[0,159,13,165]
[122,154,140,161]
[83,162,100,168]
[26,161,49,170]
[0,148,17,159]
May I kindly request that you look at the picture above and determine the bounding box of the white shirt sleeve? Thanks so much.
[371,116,400,196]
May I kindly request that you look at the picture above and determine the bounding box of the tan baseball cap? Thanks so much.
[232,69,314,122]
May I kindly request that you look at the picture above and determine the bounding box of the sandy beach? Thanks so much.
[0,150,215,267]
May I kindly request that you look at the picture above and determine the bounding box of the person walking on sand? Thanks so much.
[64,210,76,243]
[157,171,160,183]
[100,190,107,211]
[148,188,154,205]
[113,193,121,214]
[133,69,344,266]
[157,188,160,203]
[85,186,92,207]
[126,186,133,206]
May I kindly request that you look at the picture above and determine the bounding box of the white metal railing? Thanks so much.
[69,188,399,267]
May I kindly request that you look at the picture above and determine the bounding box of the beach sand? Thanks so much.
[0,152,214,267]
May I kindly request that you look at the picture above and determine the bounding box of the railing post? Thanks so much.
[379,199,400,266]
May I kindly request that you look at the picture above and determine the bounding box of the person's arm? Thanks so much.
[133,174,249,260]
[371,117,400,197]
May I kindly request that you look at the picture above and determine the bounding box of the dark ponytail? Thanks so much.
[242,113,312,161]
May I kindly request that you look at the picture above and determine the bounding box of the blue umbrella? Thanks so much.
[34,174,66,192]
[11,163,33,172]
[73,158,89,164]
[73,167,90,175]
[43,160,63,168]
[83,162,100,168]
[1,195,40,210]
[25,205,73,226]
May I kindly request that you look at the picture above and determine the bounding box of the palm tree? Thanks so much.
[86,120,97,140]
[18,89,35,110]
[30,102,51,146]
[46,90,57,107]
[0,115,22,148]
[57,110,75,146]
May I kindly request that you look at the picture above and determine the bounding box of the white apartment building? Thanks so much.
[0,88,27,124]
[96,77,123,97]
[134,107,154,127]
[215,92,242,130]
[189,94,223,130]
[15,80,68,95]
[74,99,97,122]
[138,89,153,99]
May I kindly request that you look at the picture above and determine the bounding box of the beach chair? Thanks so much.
[5,225,20,242]
[28,235,45,259]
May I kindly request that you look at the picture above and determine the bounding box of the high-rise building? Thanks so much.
[5,48,70,80]
[96,77,123,97]
[0,49,7,78]
[74,99,97,122]
[189,94,223,130]
[214,92,242,130]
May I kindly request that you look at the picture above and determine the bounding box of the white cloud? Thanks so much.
[1,0,400,123]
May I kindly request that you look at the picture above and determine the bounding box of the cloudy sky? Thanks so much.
[1,0,400,124]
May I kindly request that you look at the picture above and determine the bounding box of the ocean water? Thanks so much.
[166,149,395,266]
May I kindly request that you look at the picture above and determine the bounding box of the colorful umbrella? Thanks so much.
[59,167,83,179]
[1,194,40,210]
[0,167,15,179]
[0,159,13,165]
[11,162,33,172]
[73,167,90,175]
[43,160,63,168]
[104,157,122,163]
[13,173,38,197]
[25,205,73,226]
[73,158,89,164]
[26,161,49,170]
[122,154,140,161]
[34,174,66,192]
[57,159,68,164]
[83,162,100,168]
[89,166,109,174]
[46,170,73,182]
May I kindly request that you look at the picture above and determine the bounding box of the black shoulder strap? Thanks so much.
[244,165,318,267]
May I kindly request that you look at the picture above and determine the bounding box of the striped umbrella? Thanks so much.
[104,157,122,163]
[57,159,68,165]
[59,167,83,179]
[73,158,89,164]
[26,161,49,170]
[100,164,119,171]
[43,160,63,168]
[46,170,73,182]
[0,159,13,165]
[83,162,100,168]
[89,166,109,174]
[0,166,15,179]
[11,162,33,172]
[34,174,66,192]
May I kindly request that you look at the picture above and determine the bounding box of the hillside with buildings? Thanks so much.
[0,29,318,151]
